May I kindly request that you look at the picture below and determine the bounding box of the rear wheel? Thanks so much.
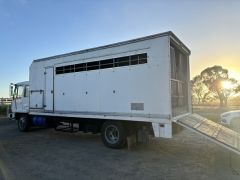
[17,115,30,132]
[101,121,126,149]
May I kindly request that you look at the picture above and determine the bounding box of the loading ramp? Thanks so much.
[174,114,240,155]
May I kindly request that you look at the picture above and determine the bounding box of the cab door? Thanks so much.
[12,84,29,113]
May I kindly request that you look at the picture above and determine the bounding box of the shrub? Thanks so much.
[0,105,8,116]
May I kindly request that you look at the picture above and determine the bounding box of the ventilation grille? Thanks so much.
[56,53,147,75]
[131,103,144,111]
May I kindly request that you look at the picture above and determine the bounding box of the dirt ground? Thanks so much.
[0,116,240,180]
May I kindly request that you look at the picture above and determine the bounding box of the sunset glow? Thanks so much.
[222,81,233,90]
[228,69,240,81]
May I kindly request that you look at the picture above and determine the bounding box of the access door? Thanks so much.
[44,67,54,112]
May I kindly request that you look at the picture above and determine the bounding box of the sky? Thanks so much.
[0,0,240,97]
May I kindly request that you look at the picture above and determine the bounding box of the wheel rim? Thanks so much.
[19,117,26,130]
[105,125,119,144]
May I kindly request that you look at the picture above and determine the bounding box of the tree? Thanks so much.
[200,66,238,106]
[191,75,212,104]
[235,84,240,93]
[221,78,238,106]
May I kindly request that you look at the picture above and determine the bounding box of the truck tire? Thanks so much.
[17,115,30,132]
[101,121,126,149]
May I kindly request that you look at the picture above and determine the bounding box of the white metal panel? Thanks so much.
[29,35,174,122]
[109,67,131,113]
[29,91,43,109]
[54,72,87,112]
[29,62,45,110]
[85,70,100,112]
[99,68,116,112]
[44,68,54,111]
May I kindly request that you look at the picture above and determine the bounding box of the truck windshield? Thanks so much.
[17,86,24,98]
[13,85,29,98]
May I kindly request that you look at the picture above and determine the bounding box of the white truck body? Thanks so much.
[11,31,191,139]
[10,31,240,154]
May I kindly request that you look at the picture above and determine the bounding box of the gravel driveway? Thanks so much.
[0,117,240,180]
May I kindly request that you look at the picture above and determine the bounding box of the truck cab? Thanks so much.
[9,81,30,118]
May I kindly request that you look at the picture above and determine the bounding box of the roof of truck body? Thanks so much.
[33,31,190,63]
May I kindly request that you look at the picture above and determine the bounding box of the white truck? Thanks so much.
[9,31,240,153]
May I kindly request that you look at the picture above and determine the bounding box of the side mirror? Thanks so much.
[9,84,14,98]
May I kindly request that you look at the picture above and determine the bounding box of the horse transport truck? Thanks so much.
[9,31,240,154]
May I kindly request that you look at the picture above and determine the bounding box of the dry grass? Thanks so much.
[193,105,240,122]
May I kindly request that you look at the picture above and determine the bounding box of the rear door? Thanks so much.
[170,41,190,117]
[44,67,54,112]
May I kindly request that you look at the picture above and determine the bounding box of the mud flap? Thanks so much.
[173,113,240,155]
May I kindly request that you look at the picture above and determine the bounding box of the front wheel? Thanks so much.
[101,121,126,149]
[17,115,30,132]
